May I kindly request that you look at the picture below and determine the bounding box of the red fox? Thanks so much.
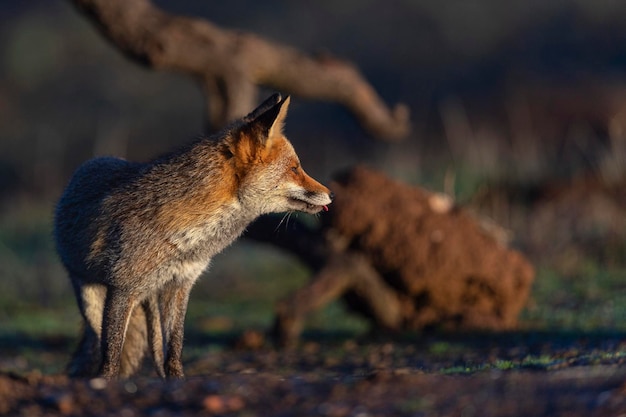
[54,94,333,378]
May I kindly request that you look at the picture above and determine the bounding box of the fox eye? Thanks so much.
[291,166,299,174]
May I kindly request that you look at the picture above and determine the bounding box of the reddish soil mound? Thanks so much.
[328,166,534,330]
[273,167,535,345]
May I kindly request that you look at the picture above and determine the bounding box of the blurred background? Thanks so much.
[0,0,625,370]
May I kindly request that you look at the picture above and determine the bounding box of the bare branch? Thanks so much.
[69,0,410,139]
[271,252,403,347]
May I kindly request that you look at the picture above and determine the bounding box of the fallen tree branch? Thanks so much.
[271,252,403,347]
[70,0,410,139]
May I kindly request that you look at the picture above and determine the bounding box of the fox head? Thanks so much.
[225,94,333,215]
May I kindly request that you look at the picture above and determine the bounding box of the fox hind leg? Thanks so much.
[67,283,105,377]
[143,294,165,378]
[119,304,149,377]
[67,323,101,377]
[67,282,151,378]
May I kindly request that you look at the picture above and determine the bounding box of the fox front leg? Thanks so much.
[99,287,136,378]
[159,281,193,378]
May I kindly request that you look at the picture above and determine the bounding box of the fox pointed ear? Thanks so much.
[243,93,282,122]
[248,95,290,140]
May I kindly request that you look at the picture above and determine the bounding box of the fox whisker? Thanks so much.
[275,211,292,232]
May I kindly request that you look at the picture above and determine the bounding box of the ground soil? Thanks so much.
[1,332,625,416]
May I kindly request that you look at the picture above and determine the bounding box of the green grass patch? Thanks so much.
[0,305,79,339]
[522,263,626,331]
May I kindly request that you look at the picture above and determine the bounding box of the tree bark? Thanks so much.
[69,0,410,140]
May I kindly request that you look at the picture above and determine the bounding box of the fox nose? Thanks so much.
[329,191,335,201]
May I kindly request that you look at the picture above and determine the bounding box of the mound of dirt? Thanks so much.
[273,166,535,345]
[326,166,534,330]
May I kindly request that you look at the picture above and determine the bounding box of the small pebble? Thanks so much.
[89,378,107,390]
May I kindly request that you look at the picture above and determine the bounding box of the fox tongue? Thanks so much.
[323,205,329,212]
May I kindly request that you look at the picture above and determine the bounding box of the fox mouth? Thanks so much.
[288,197,329,214]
